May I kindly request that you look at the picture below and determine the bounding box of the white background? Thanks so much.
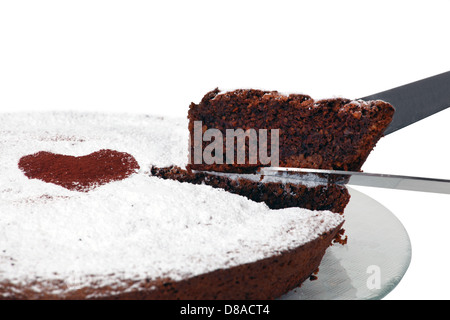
[1,0,450,300]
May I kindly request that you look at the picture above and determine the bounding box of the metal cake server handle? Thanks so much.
[260,167,450,195]
[360,70,450,135]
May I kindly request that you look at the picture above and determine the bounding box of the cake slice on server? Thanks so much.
[152,88,395,214]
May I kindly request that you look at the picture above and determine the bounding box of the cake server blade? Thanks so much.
[260,167,450,194]
[361,70,450,135]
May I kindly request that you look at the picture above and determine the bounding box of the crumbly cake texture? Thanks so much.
[0,112,344,300]
[187,88,395,173]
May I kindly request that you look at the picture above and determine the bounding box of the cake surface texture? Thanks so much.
[0,112,344,299]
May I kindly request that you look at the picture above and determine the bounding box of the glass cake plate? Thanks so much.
[279,187,412,300]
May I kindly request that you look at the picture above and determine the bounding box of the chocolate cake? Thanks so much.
[0,90,394,299]
[0,112,344,300]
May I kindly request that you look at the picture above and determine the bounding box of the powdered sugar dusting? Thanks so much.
[0,112,343,297]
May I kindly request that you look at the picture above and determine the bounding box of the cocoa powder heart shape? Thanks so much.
[18,149,140,192]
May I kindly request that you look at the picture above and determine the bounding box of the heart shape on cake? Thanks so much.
[18,149,140,192]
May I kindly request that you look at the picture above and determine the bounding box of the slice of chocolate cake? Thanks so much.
[152,88,394,215]
[187,88,395,173]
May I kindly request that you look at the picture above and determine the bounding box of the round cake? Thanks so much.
[0,112,344,299]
